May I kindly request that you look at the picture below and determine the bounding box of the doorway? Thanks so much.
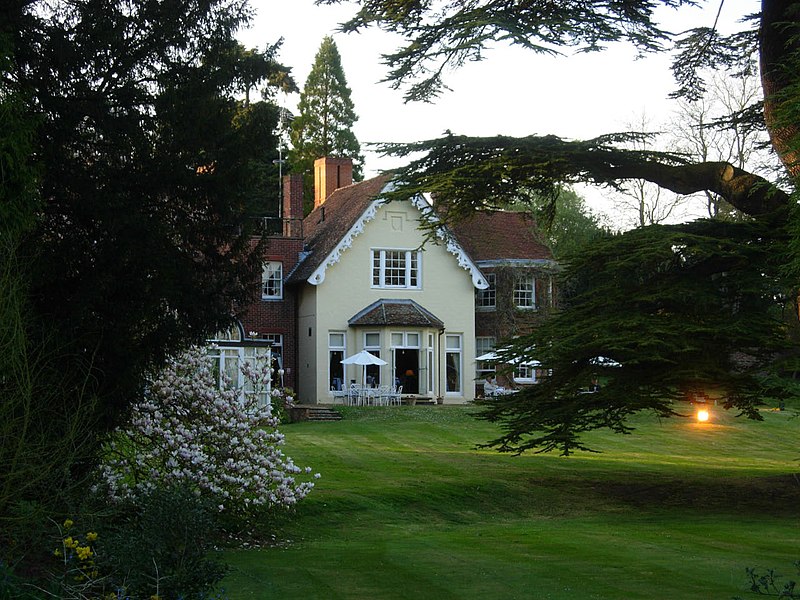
[394,348,419,393]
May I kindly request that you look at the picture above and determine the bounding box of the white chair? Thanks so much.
[363,387,377,406]
[348,383,362,406]
[331,386,347,404]
[388,385,403,405]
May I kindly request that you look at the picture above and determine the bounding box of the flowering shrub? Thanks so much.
[270,385,296,424]
[97,346,318,519]
[51,518,101,594]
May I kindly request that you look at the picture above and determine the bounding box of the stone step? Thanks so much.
[290,405,343,422]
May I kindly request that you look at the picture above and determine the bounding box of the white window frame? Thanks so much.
[513,274,536,309]
[207,344,272,407]
[329,331,346,391]
[390,331,420,349]
[262,261,283,300]
[445,334,463,395]
[364,331,382,387]
[263,333,283,373]
[477,273,496,309]
[371,249,421,289]
[475,336,496,381]
[514,363,538,384]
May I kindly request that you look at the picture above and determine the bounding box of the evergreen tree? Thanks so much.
[327,0,800,451]
[513,188,608,261]
[290,35,363,212]
[2,0,294,472]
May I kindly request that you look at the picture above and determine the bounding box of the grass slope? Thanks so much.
[223,405,799,599]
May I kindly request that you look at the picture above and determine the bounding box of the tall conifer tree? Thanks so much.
[290,36,363,212]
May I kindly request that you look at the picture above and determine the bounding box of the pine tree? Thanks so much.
[290,36,363,212]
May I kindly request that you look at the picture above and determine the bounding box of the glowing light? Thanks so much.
[696,408,710,422]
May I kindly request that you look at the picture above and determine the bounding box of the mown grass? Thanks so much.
[222,403,799,599]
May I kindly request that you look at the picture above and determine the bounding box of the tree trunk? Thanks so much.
[760,0,800,179]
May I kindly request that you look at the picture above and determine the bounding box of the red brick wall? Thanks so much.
[238,236,303,390]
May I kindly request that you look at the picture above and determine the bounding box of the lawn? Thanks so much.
[222,403,799,599]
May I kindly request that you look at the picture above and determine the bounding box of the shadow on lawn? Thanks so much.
[528,472,800,516]
[297,472,800,531]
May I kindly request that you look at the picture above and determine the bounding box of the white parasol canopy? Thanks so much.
[341,350,388,386]
[476,349,539,366]
[589,356,622,367]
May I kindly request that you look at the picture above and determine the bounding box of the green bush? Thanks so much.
[101,486,228,599]
[0,488,229,600]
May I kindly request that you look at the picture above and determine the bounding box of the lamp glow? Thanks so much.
[696,408,710,422]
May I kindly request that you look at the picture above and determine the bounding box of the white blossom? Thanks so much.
[97,345,318,516]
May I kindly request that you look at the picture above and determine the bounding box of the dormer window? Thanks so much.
[262,261,283,300]
[372,249,421,289]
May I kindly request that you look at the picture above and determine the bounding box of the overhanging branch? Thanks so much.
[377,134,790,219]
[601,161,789,217]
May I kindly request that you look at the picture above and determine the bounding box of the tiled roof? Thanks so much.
[449,211,553,262]
[348,299,445,329]
[287,174,393,283]
[287,179,555,285]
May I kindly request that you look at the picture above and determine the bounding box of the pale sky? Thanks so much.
[238,0,758,223]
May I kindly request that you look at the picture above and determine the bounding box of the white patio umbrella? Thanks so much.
[476,349,540,366]
[589,356,622,367]
[341,349,388,386]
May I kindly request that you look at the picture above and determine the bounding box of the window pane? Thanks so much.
[406,333,419,347]
[329,332,345,348]
[446,351,461,393]
[372,251,381,286]
[330,350,344,390]
[372,249,420,288]
[365,332,380,347]
[477,273,496,308]
[385,250,405,286]
[391,333,403,347]
[262,262,283,299]
[223,349,239,388]
[514,275,536,308]
[365,350,380,386]
[445,335,461,350]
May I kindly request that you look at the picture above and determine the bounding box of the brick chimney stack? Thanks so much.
[282,173,303,238]
[314,157,353,209]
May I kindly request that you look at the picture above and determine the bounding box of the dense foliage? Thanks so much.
[0,0,295,511]
[327,0,800,451]
[480,219,797,454]
[1,1,302,585]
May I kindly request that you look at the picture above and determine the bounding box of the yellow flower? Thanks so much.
[63,519,74,530]
[53,548,62,557]
[63,536,78,549]
[150,595,161,600]
[86,531,98,542]
[76,545,93,561]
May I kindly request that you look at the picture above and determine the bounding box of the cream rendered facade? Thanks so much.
[296,195,486,404]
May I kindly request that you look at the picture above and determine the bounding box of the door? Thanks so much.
[394,348,419,393]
